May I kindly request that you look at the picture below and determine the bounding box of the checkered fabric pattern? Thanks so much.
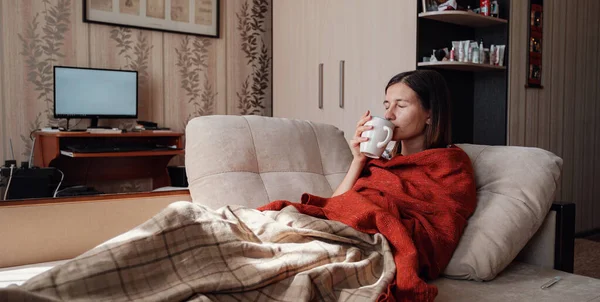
[0,202,396,301]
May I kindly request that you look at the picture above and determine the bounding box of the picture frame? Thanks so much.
[526,0,543,88]
[84,0,220,38]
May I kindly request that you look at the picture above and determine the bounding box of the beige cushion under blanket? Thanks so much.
[446,144,563,281]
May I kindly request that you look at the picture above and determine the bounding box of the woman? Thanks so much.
[333,69,452,197]
[261,69,476,302]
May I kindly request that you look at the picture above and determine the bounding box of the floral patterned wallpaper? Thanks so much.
[236,0,270,115]
[0,0,272,194]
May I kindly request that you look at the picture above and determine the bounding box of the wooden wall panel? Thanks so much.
[214,0,228,117]
[163,33,218,132]
[225,0,242,115]
[2,0,27,162]
[70,0,90,67]
[560,0,577,222]
[4,1,47,161]
[0,0,5,164]
[583,0,599,231]
[524,90,538,146]
[573,0,589,232]
[163,34,192,132]
[146,31,166,125]
[594,0,600,233]
[226,0,272,116]
[507,0,527,146]
[570,0,582,232]
[548,0,566,199]
[508,0,600,233]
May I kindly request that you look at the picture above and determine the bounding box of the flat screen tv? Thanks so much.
[54,66,138,128]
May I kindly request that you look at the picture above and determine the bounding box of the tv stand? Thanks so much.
[33,131,184,190]
[87,126,113,129]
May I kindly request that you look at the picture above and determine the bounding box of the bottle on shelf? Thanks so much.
[480,0,490,16]
[491,0,500,18]
[479,39,484,64]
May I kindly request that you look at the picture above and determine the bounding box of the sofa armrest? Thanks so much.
[516,202,575,273]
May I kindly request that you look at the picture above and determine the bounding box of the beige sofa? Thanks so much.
[183,115,600,301]
[1,115,599,301]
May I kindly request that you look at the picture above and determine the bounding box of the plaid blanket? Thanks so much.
[0,201,396,301]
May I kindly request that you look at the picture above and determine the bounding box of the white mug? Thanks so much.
[360,116,395,159]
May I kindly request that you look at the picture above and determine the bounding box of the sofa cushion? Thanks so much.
[432,262,600,301]
[185,116,352,210]
[445,144,563,281]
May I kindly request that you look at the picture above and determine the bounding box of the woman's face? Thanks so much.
[383,82,431,142]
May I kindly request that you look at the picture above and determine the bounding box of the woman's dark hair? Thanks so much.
[385,69,452,150]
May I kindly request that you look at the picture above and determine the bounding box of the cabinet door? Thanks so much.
[274,0,417,140]
[272,0,323,123]
[339,0,418,142]
[319,1,343,130]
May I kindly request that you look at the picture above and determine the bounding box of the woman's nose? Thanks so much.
[384,110,395,120]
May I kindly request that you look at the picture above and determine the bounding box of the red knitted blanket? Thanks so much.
[258,146,477,301]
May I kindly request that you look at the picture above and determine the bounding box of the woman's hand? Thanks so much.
[349,110,373,163]
[332,110,373,197]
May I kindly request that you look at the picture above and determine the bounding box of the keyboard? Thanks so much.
[64,144,176,153]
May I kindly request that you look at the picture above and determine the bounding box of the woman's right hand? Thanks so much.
[332,110,373,197]
[349,110,373,163]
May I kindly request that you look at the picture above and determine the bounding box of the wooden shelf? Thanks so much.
[36,131,183,137]
[34,131,185,189]
[419,11,507,27]
[418,61,506,72]
[60,149,184,158]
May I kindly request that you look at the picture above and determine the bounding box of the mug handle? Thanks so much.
[377,126,393,148]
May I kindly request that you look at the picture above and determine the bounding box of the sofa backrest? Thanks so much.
[185,115,353,209]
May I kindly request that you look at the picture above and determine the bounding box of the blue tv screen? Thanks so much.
[54,66,137,118]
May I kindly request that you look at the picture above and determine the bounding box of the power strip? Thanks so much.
[1,161,30,177]
[1,167,54,177]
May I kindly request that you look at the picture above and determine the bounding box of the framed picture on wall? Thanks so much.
[84,0,220,38]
